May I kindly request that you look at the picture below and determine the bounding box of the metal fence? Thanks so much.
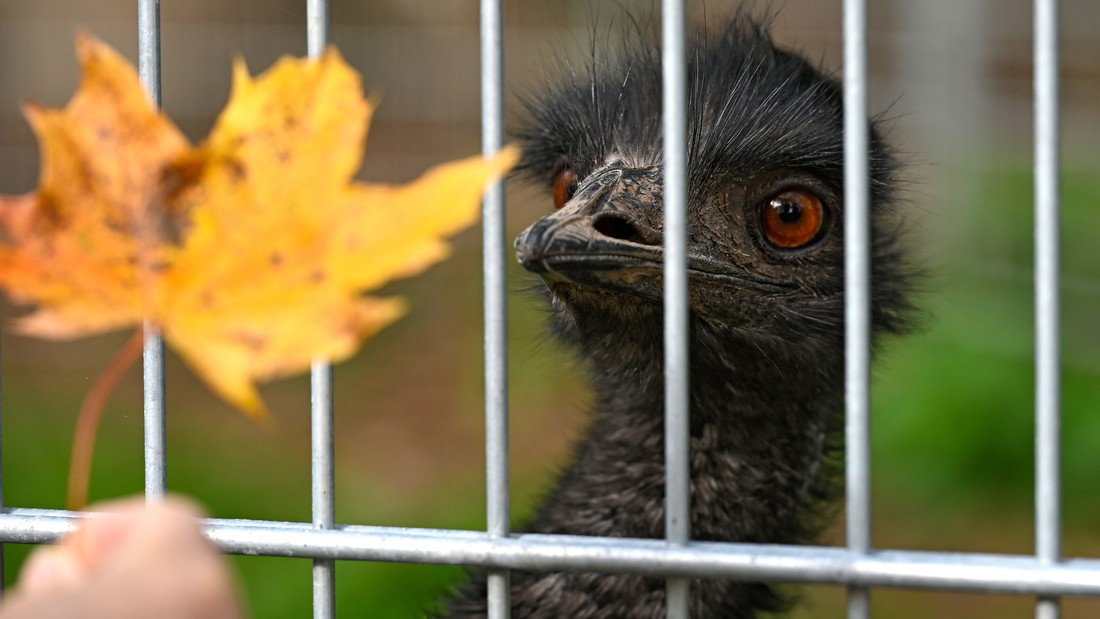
[0,1,1086,618]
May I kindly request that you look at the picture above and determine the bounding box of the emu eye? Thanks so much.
[760,188,827,249]
[552,163,579,210]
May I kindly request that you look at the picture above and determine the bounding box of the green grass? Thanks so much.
[872,163,1100,521]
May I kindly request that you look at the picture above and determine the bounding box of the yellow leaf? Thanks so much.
[0,35,518,417]
[0,35,190,338]
[158,48,518,415]
[166,295,407,416]
[335,151,520,292]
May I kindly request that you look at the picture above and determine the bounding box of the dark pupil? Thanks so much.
[776,201,803,224]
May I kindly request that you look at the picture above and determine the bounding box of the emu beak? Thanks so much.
[515,164,664,285]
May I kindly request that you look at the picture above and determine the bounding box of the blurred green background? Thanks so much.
[1,1,1099,617]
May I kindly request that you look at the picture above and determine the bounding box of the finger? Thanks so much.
[91,497,246,619]
[75,496,209,566]
[17,546,86,595]
[12,498,154,594]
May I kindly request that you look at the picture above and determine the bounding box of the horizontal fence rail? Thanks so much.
[2,509,1100,598]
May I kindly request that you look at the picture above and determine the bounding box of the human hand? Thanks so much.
[0,496,247,619]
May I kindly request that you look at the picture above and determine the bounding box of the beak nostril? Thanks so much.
[593,214,651,245]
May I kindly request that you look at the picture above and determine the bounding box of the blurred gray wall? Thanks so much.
[1,0,1096,204]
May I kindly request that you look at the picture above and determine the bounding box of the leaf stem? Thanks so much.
[67,329,145,510]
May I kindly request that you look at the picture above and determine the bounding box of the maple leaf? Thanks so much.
[0,35,189,337]
[0,35,518,417]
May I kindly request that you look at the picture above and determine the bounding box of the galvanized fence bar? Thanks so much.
[661,0,691,617]
[138,0,167,502]
[0,1,1091,615]
[307,0,328,60]
[480,0,512,616]
[843,0,872,616]
[137,0,161,107]
[1034,0,1062,618]
[7,508,1100,597]
[306,1,336,618]
[310,361,336,619]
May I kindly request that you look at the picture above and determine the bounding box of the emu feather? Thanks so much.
[440,11,912,619]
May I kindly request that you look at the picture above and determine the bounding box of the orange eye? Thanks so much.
[552,164,578,210]
[760,189,827,249]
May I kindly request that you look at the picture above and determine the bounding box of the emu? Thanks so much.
[443,11,911,619]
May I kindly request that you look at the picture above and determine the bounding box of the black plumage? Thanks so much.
[441,10,912,619]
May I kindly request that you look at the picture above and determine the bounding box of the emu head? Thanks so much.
[513,17,911,358]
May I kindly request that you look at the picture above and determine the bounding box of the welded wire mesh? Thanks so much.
[0,2,1080,619]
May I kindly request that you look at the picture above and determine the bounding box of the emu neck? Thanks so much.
[440,307,843,618]
[530,311,841,548]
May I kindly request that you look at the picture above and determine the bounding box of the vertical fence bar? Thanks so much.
[138,0,167,502]
[480,1,511,617]
[310,362,335,619]
[843,0,872,617]
[661,0,690,617]
[1034,0,1062,617]
[307,2,335,619]
[137,0,161,108]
